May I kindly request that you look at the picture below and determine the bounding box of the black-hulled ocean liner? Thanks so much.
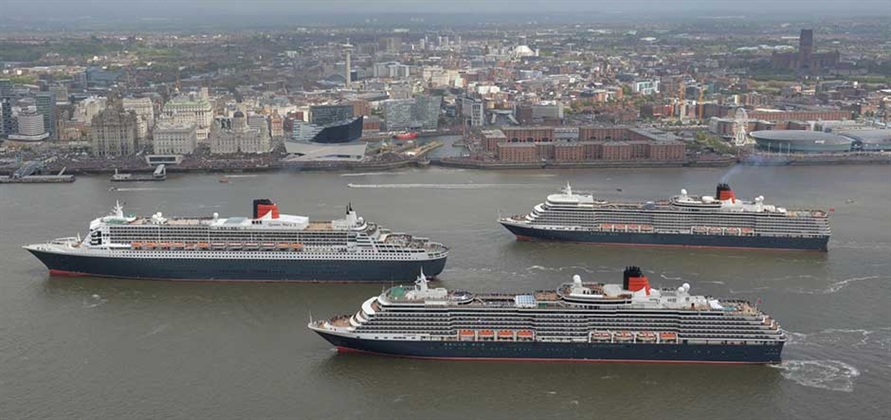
[24,200,447,282]
[499,183,830,251]
[310,267,786,364]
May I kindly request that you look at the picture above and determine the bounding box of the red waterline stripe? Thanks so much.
[513,236,824,252]
[45,270,434,283]
[335,346,768,365]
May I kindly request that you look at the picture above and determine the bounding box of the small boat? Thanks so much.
[478,330,495,339]
[393,132,418,140]
[211,242,226,249]
[517,330,534,340]
[196,242,210,249]
[219,177,229,183]
[614,331,633,342]
[171,242,184,249]
[144,242,156,249]
[591,331,611,341]
[497,330,514,340]
[131,242,143,249]
[660,332,678,342]
[637,332,657,342]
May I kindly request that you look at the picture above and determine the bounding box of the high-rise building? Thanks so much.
[0,79,12,97]
[16,111,45,136]
[384,96,441,131]
[91,96,139,156]
[1,97,13,137]
[310,105,354,126]
[35,92,57,140]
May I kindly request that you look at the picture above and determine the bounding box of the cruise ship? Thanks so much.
[499,183,830,251]
[24,199,448,282]
[309,267,786,363]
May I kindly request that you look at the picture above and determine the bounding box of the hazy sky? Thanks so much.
[1,0,889,20]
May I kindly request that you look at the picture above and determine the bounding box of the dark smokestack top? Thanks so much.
[252,199,273,219]
[623,266,643,289]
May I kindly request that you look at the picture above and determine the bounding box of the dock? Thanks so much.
[0,163,75,184]
[111,164,167,182]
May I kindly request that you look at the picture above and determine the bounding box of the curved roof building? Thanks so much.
[751,130,852,153]
[838,129,891,152]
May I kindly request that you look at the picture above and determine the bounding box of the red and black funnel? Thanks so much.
[253,199,280,219]
[623,266,651,295]
[716,183,736,202]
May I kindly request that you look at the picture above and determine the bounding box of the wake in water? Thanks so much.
[347,183,534,189]
[771,360,860,392]
[340,172,405,177]
[785,328,890,349]
[789,275,883,294]
[224,174,260,178]
[526,265,596,274]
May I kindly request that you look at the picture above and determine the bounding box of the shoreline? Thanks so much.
[2,153,888,177]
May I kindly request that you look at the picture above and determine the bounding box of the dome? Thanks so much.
[233,110,245,118]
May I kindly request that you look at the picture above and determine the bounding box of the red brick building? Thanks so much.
[497,143,538,162]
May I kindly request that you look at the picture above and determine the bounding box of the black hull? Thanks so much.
[501,223,829,251]
[26,249,446,282]
[316,332,783,364]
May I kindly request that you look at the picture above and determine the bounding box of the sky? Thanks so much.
[1,0,889,23]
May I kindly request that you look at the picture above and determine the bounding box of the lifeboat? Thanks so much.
[170,242,183,249]
[498,330,514,340]
[692,226,707,233]
[591,331,611,341]
[640,225,654,231]
[637,332,657,342]
[144,242,156,249]
[227,243,243,250]
[459,330,475,341]
[742,228,754,234]
[660,332,678,342]
[614,331,633,342]
[196,242,210,249]
[158,242,171,249]
[517,330,534,340]
[478,330,495,339]
[261,242,275,250]
[131,242,143,249]
[627,224,638,230]
[290,243,304,251]
[601,224,614,230]
[211,242,226,249]
[277,243,290,250]
[245,242,259,249]
[709,228,723,234]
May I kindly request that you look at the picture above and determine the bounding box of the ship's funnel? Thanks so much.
[622,266,651,296]
[716,183,736,202]
[253,199,280,219]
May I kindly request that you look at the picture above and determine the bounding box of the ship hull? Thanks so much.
[25,248,447,282]
[315,332,783,364]
[501,222,829,251]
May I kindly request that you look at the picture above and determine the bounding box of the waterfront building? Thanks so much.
[122,97,155,141]
[91,97,139,156]
[153,118,197,155]
[35,92,56,140]
[210,111,271,154]
[310,105,354,126]
[161,94,213,141]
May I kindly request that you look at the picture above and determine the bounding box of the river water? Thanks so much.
[1,165,889,419]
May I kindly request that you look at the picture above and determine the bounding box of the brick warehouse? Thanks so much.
[482,126,686,163]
